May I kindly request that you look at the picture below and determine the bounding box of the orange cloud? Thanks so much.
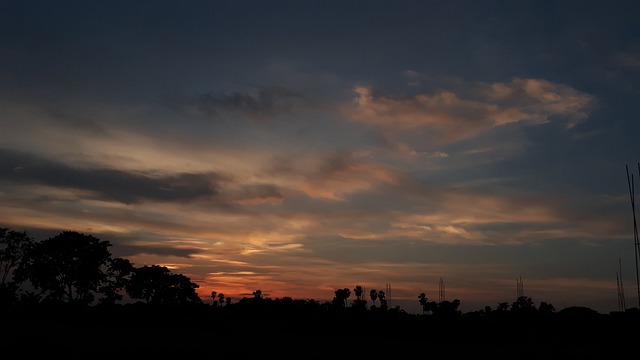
[350,77,595,147]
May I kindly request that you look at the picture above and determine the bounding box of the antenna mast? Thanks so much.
[617,258,626,312]
[625,163,640,309]
[386,282,391,307]
[517,276,524,298]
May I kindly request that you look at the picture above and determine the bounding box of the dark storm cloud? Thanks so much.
[165,86,308,121]
[0,148,221,204]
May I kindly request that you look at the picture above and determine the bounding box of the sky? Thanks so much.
[1,0,640,314]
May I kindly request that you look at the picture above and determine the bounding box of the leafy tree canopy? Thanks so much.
[14,231,114,305]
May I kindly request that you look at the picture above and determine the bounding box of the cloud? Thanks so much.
[165,86,310,121]
[115,243,203,258]
[350,77,595,146]
[612,52,640,69]
[299,151,404,201]
[0,148,222,204]
[255,151,406,202]
[230,184,284,205]
[480,78,596,129]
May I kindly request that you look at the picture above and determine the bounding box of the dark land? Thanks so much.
[3,301,639,359]
[3,228,639,359]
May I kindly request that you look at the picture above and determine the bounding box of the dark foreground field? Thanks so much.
[2,304,639,359]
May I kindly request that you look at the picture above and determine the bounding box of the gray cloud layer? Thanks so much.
[165,86,309,121]
[0,148,221,204]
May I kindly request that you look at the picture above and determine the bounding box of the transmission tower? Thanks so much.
[439,277,445,302]
[386,282,391,306]
[517,277,524,298]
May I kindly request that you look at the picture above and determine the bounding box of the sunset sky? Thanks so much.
[2,0,640,314]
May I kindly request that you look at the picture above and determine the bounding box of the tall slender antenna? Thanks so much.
[617,258,626,312]
[517,276,524,298]
[625,164,640,309]
[439,277,445,302]
[386,282,391,306]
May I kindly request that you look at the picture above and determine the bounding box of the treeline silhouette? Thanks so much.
[1,227,639,359]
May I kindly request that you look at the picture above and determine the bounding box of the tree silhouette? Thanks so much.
[13,231,116,305]
[377,290,387,310]
[99,257,133,305]
[164,272,202,305]
[538,301,556,314]
[511,296,536,312]
[253,289,263,300]
[211,291,227,306]
[370,288,378,307]
[0,228,34,306]
[433,299,461,318]
[126,264,201,305]
[0,228,34,285]
[496,302,510,312]
[332,287,351,308]
[352,285,367,309]
[353,285,363,301]
[418,292,428,314]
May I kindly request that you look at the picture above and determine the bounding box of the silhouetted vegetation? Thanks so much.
[1,227,639,359]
